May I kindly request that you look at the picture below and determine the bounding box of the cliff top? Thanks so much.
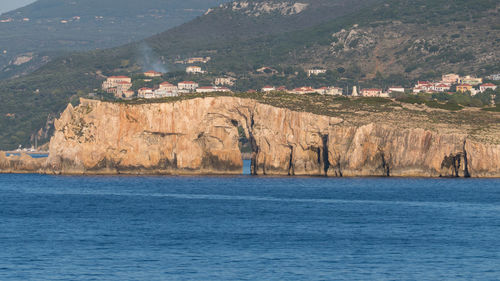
[81,93,500,145]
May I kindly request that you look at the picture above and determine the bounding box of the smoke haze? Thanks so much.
[137,43,168,73]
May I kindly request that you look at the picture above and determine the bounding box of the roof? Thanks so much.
[481,83,496,86]
[362,88,382,91]
[179,81,198,84]
[139,87,153,91]
[145,70,161,74]
[262,86,275,88]
[160,82,173,85]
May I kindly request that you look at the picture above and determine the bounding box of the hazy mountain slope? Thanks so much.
[0,0,228,80]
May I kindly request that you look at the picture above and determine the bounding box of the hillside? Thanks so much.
[0,0,499,149]
[0,0,228,80]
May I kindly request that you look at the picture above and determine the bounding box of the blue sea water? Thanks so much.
[1,165,500,280]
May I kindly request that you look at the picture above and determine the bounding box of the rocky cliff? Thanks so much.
[2,97,500,177]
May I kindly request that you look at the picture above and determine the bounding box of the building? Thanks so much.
[186,66,205,74]
[480,83,497,92]
[186,57,211,64]
[159,82,178,92]
[441,74,460,84]
[361,88,383,97]
[138,88,154,98]
[256,67,278,74]
[276,86,287,92]
[261,86,276,92]
[459,76,482,86]
[154,88,178,98]
[144,70,162,78]
[196,86,231,93]
[456,84,473,93]
[178,81,199,92]
[215,77,236,86]
[102,76,132,90]
[290,87,316,94]
[307,69,327,77]
[434,84,451,92]
[388,87,405,93]
[316,87,343,95]
[487,74,500,81]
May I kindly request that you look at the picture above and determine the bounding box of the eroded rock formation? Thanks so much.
[2,97,499,177]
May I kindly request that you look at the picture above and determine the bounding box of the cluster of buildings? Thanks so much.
[412,74,497,95]
[260,85,344,95]
[102,71,231,99]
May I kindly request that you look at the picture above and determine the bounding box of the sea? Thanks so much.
[1,161,499,280]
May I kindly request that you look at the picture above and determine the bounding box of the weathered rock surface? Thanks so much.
[2,97,500,177]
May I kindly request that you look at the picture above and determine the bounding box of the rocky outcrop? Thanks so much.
[2,97,500,177]
[0,152,46,173]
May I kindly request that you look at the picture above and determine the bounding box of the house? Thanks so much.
[290,87,316,94]
[480,83,497,92]
[276,86,287,92]
[456,84,473,93]
[361,88,382,97]
[441,74,460,84]
[138,88,154,98]
[459,76,482,85]
[144,70,162,78]
[388,87,405,93]
[186,57,211,64]
[487,74,500,81]
[102,76,132,90]
[114,81,133,98]
[186,66,205,74]
[412,81,434,93]
[215,77,236,86]
[307,69,327,77]
[433,84,451,92]
[261,86,276,92]
[256,67,278,74]
[196,86,231,93]
[316,87,343,95]
[154,88,178,98]
[159,82,178,92]
[178,81,199,92]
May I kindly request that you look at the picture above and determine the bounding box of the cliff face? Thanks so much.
[39,97,500,177]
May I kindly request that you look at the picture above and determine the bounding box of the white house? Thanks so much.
[307,69,327,77]
[196,86,231,93]
[178,81,199,92]
[480,83,497,92]
[186,66,205,74]
[388,87,405,93]
[261,86,276,92]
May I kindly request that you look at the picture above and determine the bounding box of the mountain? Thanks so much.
[0,0,499,149]
[0,0,229,80]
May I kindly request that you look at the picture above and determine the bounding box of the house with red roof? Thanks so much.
[178,81,199,92]
[144,70,162,78]
[480,83,497,92]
